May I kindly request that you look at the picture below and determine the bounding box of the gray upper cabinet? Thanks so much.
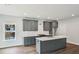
[43,20,58,31]
[43,21,50,31]
[23,19,38,31]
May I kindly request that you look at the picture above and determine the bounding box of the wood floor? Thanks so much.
[0,43,79,54]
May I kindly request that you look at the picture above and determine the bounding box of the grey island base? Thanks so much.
[36,36,67,54]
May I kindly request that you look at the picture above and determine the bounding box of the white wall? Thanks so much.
[0,15,23,48]
[0,15,49,48]
[57,17,79,45]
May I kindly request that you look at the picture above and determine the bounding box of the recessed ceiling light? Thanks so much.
[56,18,59,20]
[37,16,40,18]
[47,17,51,19]
[24,13,27,16]
[72,14,75,16]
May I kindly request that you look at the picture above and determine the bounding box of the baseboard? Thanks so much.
[68,41,79,45]
[0,44,24,49]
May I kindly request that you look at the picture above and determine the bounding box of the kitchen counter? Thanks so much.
[36,36,67,41]
[24,34,51,37]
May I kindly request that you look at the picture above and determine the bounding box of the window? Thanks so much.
[5,24,15,40]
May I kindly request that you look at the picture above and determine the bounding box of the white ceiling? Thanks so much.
[0,4,79,20]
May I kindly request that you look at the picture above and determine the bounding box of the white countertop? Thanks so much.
[36,36,67,41]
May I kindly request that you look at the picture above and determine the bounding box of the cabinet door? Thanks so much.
[23,20,31,31]
[24,37,31,45]
[30,21,38,31]
[43,21,49,31]
[24,37,36,46]
[33,21,38,31]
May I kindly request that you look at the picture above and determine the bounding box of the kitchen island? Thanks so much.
[36,36,67,54]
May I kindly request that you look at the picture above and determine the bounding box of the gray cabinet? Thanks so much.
[24,37,36,46]
[23,19,38,31]
[43,21,49,31]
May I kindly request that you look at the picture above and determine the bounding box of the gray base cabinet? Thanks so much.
[24,37,36,46]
